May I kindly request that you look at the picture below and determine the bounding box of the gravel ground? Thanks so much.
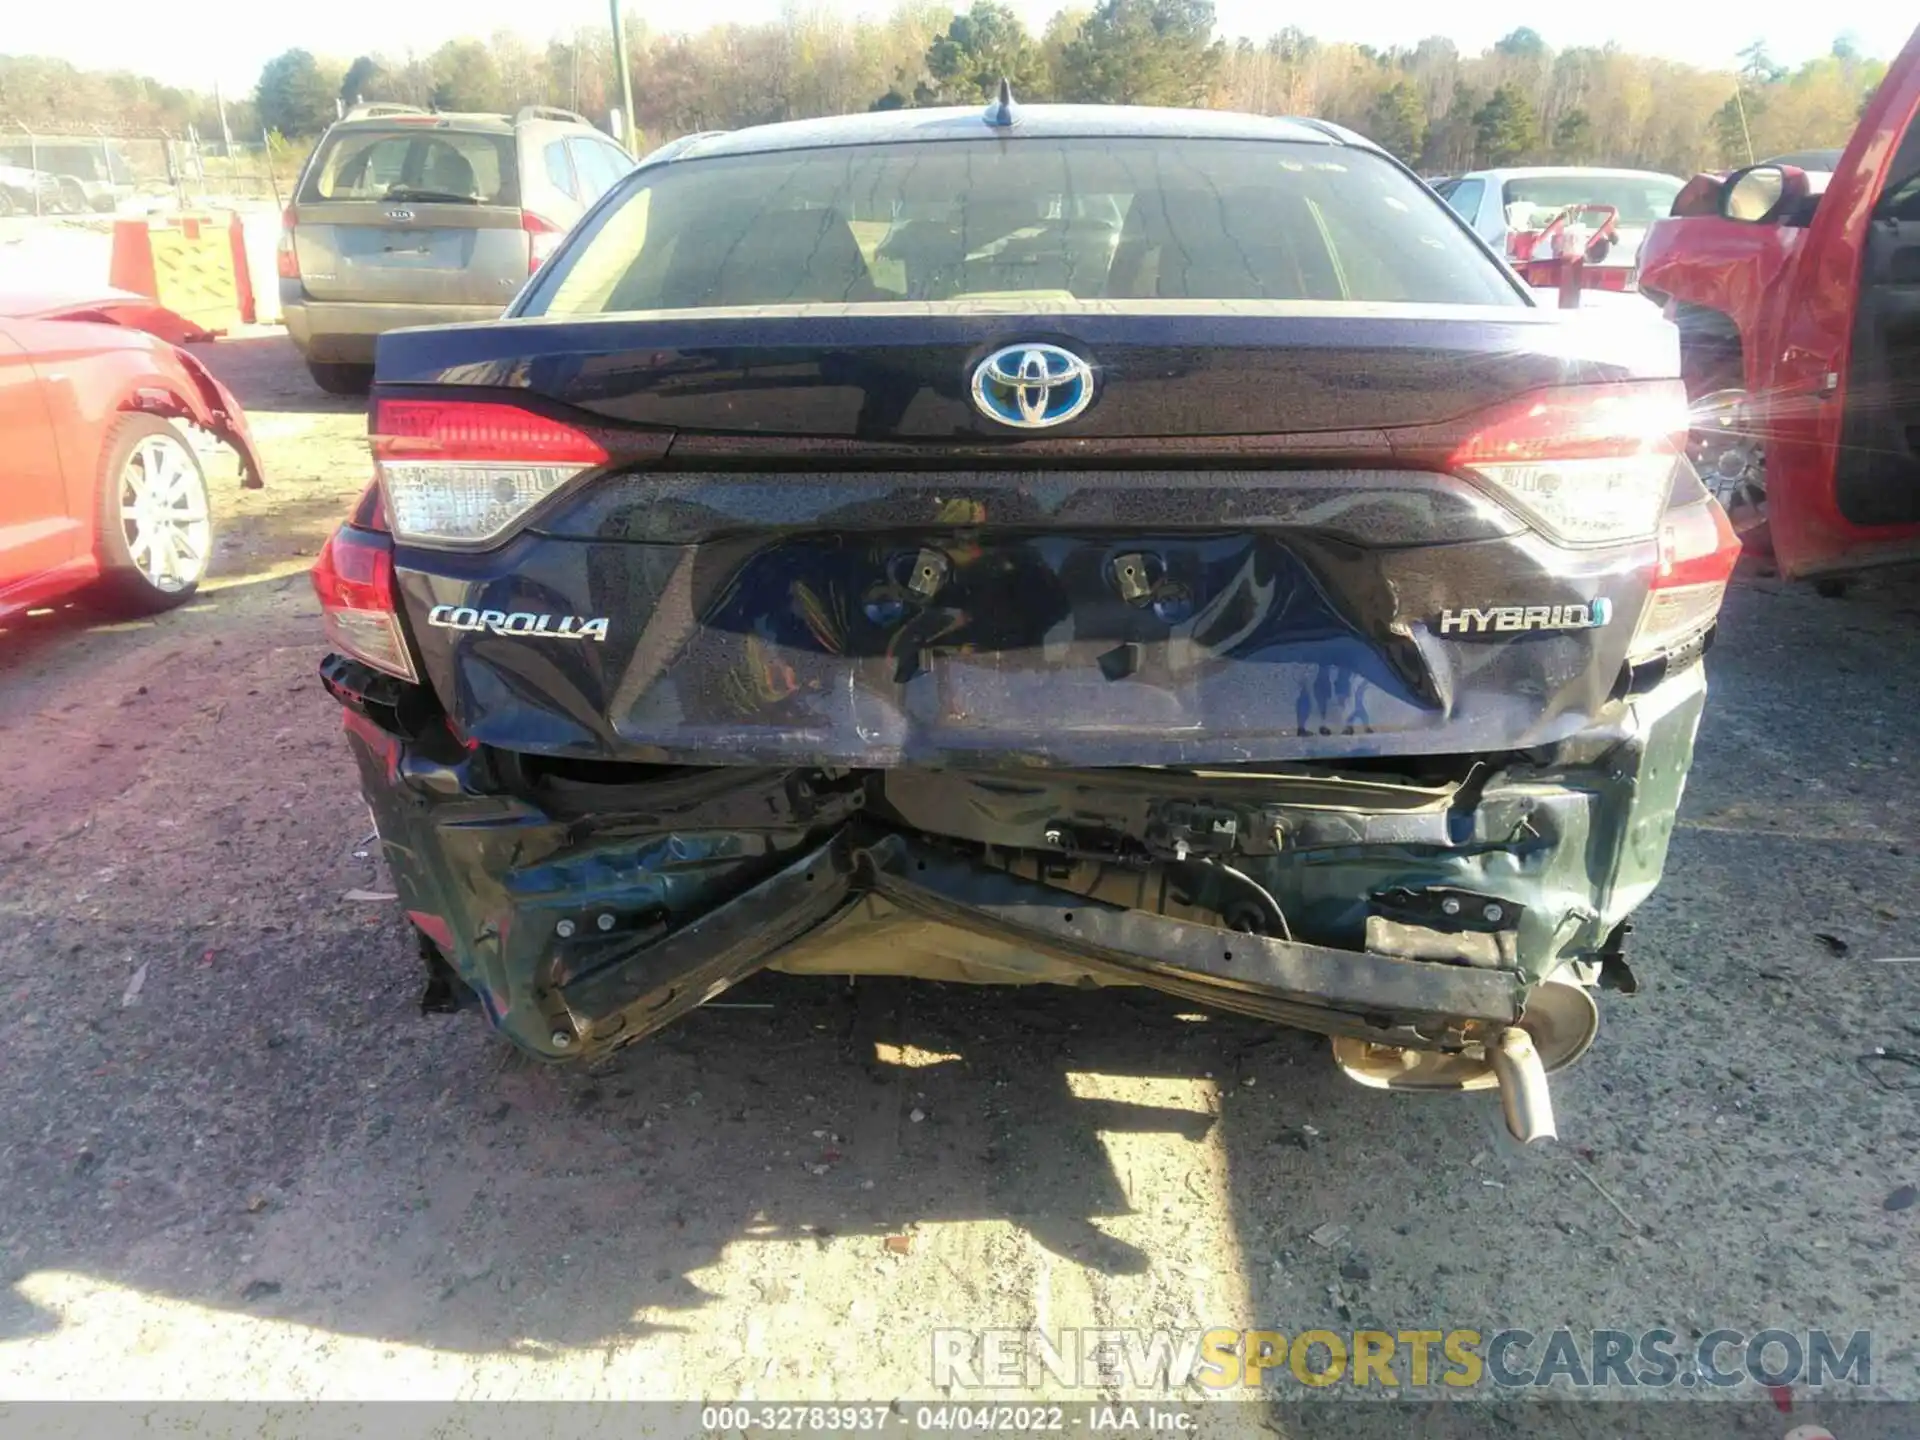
[0,334,1916,1432]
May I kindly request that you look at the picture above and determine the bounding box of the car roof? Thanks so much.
[665,105,1360,163]
[1465,166,1685,183]
[0,285,162,320]
[326,108,604,137]
[1761,148,1844,172]
[329,113,516,135]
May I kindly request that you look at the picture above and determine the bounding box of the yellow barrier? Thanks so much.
[109,212,253,334]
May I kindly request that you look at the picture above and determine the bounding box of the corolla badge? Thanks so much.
[428,605,609,641]
[971,343,1096,429]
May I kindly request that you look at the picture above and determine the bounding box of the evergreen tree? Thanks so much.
[1055,0,1223,106]
[255,50,338,137]
[924,2,1046,104]
[1366,81,1426,163]
[1472,83,1539,165]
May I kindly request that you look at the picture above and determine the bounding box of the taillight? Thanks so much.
[311,524,417,682]
[1450,381,1689,547]
[372,397,609,547]
[276,205,299,280]
[522,211,564,274]
[1628,496,1742,664]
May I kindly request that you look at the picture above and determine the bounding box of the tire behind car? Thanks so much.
[307,361,374,396]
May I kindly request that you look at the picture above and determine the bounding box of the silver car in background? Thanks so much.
[278,104,632,393]
[1433,166,1685,278]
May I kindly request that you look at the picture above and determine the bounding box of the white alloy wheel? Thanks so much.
[118,427,213,594]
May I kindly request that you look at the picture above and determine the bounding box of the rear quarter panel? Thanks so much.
[2,317,261,548]
[1,317,137,531]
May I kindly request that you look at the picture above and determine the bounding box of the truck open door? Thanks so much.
[1767,26,1920,578]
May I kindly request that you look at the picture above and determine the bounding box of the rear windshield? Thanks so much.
[526,137,1521,316]
[301,127,519,206]
[1499,175,1683,228]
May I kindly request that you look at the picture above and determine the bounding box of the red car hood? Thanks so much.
[0,288,215,346]
[0,288,259,486]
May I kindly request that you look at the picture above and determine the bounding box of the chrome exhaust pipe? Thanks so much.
[1489,1026,1556,1144]
[1330,977,1591,1141]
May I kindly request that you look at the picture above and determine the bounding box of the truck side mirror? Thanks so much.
[1669,172,1726,218]
[1722,164,1811,224]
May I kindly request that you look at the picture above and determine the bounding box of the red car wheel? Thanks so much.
[88,414,216,615]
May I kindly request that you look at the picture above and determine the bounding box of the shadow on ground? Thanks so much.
[0,968,1328,1351]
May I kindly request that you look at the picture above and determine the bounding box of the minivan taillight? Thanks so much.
[311,525,417,682]
[372,397,610,547]
[522,211,564,273]
[1449,380,1690,547]
[1627,496,1742,665]
[276,205,299,280]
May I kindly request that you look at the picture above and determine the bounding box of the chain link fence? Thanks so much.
[0,122,292,219]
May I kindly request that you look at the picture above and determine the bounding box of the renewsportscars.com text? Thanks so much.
[932,1326,1872,1391]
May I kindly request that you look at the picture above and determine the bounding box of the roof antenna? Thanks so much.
[984,77,1018,129]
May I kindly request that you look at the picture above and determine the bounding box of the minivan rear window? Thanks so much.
[301,128,519,206]
[526,137,1522,317]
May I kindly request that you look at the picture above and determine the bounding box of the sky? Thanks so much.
[5,0,1913,94]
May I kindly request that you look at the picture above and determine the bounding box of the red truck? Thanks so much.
[1637,24,1920,581]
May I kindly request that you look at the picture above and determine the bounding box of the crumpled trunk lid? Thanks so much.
[395,519,1650,766]
[374,305,1674,766]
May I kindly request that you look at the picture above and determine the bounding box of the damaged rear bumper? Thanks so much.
[554,831,1526,1052]
[329,658,1705,1064]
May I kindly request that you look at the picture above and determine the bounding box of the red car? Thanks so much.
[1637,23,1920,580]
[0,292,261,622]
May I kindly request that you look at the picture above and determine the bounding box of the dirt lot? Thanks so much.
[1,333,1917,1429]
